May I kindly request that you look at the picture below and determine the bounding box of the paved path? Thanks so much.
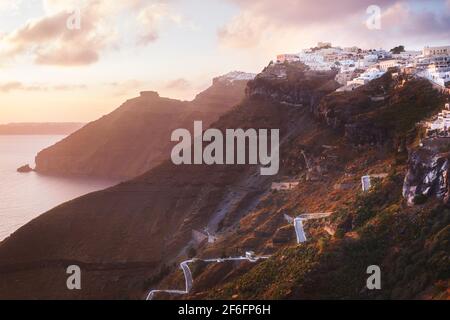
[294,218,307,243]
[147,210,332,300]
[146,254,270,300]
[285,212,333,244]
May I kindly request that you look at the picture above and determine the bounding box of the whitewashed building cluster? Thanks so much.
[416,46,450,89]
[276,43,450,92]
[426,103,450,136]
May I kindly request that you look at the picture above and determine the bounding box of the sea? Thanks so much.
[0,135,118,242]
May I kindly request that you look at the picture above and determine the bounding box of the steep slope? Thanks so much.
[0,63,338,299]
[0,63,448,300]
[34,72,253,180]
[178,74,450,300]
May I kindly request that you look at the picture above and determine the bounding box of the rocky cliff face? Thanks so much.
[314,73,444,148]
[34,73,252,180]
[313,73,394,146]
[246,62,339,107]
[1,63,448,300]
[0,63,339,299]
[403,148,450,205]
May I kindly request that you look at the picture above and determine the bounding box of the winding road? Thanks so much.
[286,212,333,244]
[147,211,332,300]
[146,254,270,300]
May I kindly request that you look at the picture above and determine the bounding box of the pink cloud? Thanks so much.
[217,12,266,49]
[1,3,111,66]
[0,81,87,92]
[0,82,24,92]
[164,78,191,90]
[0,0,177,65]
[136,2,183,46]
[219,0,450,49]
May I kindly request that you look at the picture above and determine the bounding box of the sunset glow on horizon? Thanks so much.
[1,0,449,123]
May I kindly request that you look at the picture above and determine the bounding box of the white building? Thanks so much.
[245,251,256,260]
[415,55,450,70]
[353,54,379,69]
[271,182,300,191]
[421,64,450,88]
[423,45,450,57]
[349,67,385,86]
[337,59,357,72]
[298,52,332,70]
[277,54,300,63]
[364,54,379,63]
[427,104,450,133]
[392,50,421,60]
[379,59,401,71]
[361,176,371,192]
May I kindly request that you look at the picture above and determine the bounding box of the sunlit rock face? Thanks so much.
[403,148,450,205]
[246,62,339,107]
[34,75,250,180]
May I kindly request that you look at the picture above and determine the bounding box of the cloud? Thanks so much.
[0,0,182,65]
[0,1,116,66]
[223,0,398,30]
[0,1,23,14]
[136,2,183,45]
[0,81,87,92]
[164,78,191,90]
[217,12,266,49]
[219,0,450,49]
[106,79,147,96]
[0,82,24,92]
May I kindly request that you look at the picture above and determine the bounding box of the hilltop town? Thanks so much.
[276,43,450,93]
[1,41,449,300]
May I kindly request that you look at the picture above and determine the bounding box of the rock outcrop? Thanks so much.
[0,64,339,299]
[1,64,448,300]
[17,164,33,173]
[246,62,339,107]
[34,73,252,180]
[403,148,450,205]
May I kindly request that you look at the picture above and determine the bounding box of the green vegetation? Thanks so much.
[390,45,405,54]
[142,263,175,290]
[206,168,449,299]
[199,76,449,300]
[187,247,197,259]
[373,80,445,137]
[207,246,320,299]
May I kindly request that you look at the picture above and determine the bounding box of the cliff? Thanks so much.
[34,73,253,180]
[0,63,448,300]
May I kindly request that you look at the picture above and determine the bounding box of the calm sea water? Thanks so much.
[0,135,118,242]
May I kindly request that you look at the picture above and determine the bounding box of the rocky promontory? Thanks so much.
[17,164,33,173]
[34,73,253,180]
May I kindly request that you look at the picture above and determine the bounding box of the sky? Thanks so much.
[0,0,449,123]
